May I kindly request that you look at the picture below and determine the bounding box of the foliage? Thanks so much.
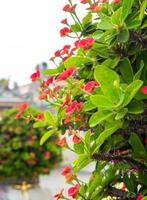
[26,0,147,199]
[0,108,62,180]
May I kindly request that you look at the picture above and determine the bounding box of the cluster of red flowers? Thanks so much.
[30,69,40,82]
[83,80,100,93]
[75,38,95,50]
[16,102,28,119]
[54,166,80,199]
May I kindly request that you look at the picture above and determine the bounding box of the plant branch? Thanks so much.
[93,153,147,172]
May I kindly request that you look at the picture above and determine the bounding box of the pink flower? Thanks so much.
[83,81,100,93]
[16,102,28,119]
[30,70,40,82]
[81,0,88,4]
[86,3,102,12]
[137,194,144,200]
[57,67,76,81]
[75,38,95,50]
[61,18,68,24]
[141,86,147,94]
[54,189,64,200]
[68,184,80,198]
[60,27,72,37]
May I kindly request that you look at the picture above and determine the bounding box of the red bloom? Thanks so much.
[141,86,147,94]
[54,189,64,200]
[62,45,71,54]
[44,151,51,159]
[62,94,71,108]
[68,184,80,198]
[66,101,83,114]
[30,70,40,82]
[111,0,120,3]
[53,86,61,93]
[16,102,27,119]
[39,93,47,100]
[81,0,88,4]
[63,4,77,12]
[75,38,95,50]
[55,50,62,57]
[83,81,100,93]
[36,113,44,120]
[16,111,22,119]
[56,137,67,147]
[121,183,127,192]
[87,3,102,12]
[57,67,76,81]
[60,27,72,37]
[61,166,71,176]
[73,135,82,144]
[137,194,144,200]
[61,18,68,24]
[64,115,71,124]
[46,76,54,86]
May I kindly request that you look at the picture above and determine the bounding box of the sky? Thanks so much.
[0,0,73,86]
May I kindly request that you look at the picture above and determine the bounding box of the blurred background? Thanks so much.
[0,0,90,199]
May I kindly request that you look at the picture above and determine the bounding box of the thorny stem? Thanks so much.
[93,153,147,173]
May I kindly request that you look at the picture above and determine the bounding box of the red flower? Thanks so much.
[57,67,76,81]
[81,0,88,4]
[46,76,54,86]
[16,111,22,119]
[61,166,71,176]
[111,0,120,3]
[65,173,76,182]
[62,94,71,108]
[73,135,82,144]
[61,18,68,24]
[66,101,83,115]
[63,4,77,12]
[54,189,64,200]
[141,86,147,94]
[137,194,144,200]
[75,38,95,50]
[55,50,62,57]
[60,27,72,37]
[56,137,67,147]
[16,102,28,119]
[39,93,47,100]
[87,3,102,12]
[83,81,100,93]
[64,115,71,124]
[30,70,40,82]
[68,184,80,198]
[36,113,44,120]
[62,45,71,54]
[121,183,127,192]
[44,151,51,159]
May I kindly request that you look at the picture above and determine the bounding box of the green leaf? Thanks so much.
[33,121,48,128]
[82,13,92,26]
[102,57,120,69]
[129,133,146,156]
[71,24,81,32]
[97,13,112,30]
[133,61,144,81]
[115,108,128,120]
[72,154,92,173]
[64,56,92,68]
[44,111,56,126]
[84,130,91,153]
[123,80,143,106]
[139,0,147,22]
[40,129,55,145]
[127,19,141,29]
[111,7,123,25]
[94,65,120,103]
[89,110,113,127]
[83,100,96,112]
[74,143,84,154]
[93,123,121,153]
[43,65,64,75]
[128,100,144,114]
[117,29,130,43]
[122,0,135,21]
[90,95,114,108]
[119,58,134,84]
